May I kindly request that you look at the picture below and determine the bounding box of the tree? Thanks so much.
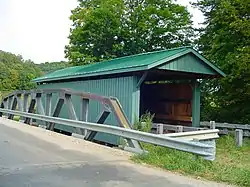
[0,50,71,96]
[193,0,250,123]
[0,50,41,92]
[37,61,70,74]
[65,0,194,65]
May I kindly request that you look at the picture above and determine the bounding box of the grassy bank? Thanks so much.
[132,135,250,186]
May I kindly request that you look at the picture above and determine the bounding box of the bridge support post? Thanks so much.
[48,98,64,130]
[85,110,110,141]
[36,93,46,127]
[65,94,85,135]
[80,98,89,137]
[45,93,52,128]
[8,97,17,120]
[24,97,36,125]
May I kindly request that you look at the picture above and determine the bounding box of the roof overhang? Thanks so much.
[147,48,226,77]
[33,47,225,84]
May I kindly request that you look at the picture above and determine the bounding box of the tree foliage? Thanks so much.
[194,0,250,123]
[65,0,194,65]
[0,50,41,91]
[0,50,70,99]
[37,61,70,74]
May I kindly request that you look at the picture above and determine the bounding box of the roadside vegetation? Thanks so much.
[132,115,250,187]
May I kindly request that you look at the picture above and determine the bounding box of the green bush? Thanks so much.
[133,112,154,132]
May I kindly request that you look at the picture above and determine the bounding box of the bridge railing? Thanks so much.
[0,88,142,149]
[0,89,219,161]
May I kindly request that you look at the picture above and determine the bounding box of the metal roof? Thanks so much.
[33,46,225,83]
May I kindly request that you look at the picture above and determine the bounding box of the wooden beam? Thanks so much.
[191,80,201,127]
[136,71,148,88]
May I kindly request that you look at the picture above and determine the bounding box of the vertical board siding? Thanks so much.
[38,76,139,145]
[158,53,216,75]
[131,76,140,124]
[192,80,201,127]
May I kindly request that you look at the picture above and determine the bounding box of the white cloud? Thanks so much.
[0,0,203,64]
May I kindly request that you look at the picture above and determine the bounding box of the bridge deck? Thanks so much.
[0,118,228,187]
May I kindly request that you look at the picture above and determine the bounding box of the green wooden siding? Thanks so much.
[192,80,201,127]
[38,75,140,145]
[157,53,216,75]
[131,77,141,124]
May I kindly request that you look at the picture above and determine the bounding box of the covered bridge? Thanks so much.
[33,46,225,145]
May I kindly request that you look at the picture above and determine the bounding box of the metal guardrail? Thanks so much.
[0,89,142,149]
[201,121,250,147]
[200,121,250,137]
[152,121,250,137]
[201,121,250,130]
[0,109,216,161]
[152,123,206,133]
[157,129,219,141]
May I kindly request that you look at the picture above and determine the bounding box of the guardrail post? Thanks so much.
[156,124,164,134]
[210,121,216,129]
[176,126,183,133]
[235,129,243,147]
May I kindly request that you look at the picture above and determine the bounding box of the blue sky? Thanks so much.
[0,0,204,64]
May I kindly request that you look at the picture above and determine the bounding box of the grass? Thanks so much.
[13,116,20,121]
[132,135,250,187]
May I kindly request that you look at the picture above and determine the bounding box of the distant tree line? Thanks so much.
[0,50,69,99]
[37,61,70,74]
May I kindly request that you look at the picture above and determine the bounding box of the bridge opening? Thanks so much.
[140,80,192,126]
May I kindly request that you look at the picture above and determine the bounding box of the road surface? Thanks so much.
[0,117,230,187]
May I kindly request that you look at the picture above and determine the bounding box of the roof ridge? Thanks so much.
[33,46,197,82]
[75,46,191,69]
[90,46,191,64]
[44,65,79,75]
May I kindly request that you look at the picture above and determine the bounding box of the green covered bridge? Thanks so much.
[33,46,225,145]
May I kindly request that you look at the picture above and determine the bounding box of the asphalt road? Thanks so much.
[0,118,230,187]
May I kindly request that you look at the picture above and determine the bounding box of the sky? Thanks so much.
[0,0,204,64]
